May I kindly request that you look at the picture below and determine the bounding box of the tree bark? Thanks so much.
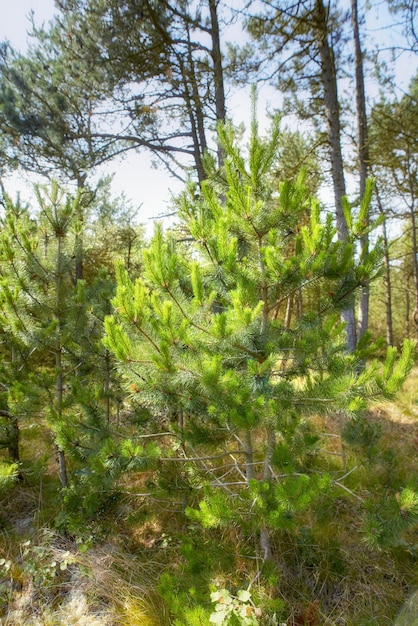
[243,429,254,481]
[8,344,20,463]
[209,0,227,167]
[405,276,411,338]
[74,175,86,282]
[315,0,356,351]
[179,52,206,184]
[351,0,370,343]
[409,201,418,334]
[375,182,394,345]
[56,232,68,489]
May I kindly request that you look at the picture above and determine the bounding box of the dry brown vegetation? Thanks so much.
[1,370,418,625]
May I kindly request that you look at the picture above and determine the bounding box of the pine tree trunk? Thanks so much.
[180,43,207,184]
[263,427,276,481]
[351,0,370,343]
[382,227,394,346]
[409,200,418,332]
[243,427,275,562]
[243,429,254,481]
[104,350,111,424]
[209,0,227,167]
[405,276,411,338]
[315,0,356,351]
[8,344,20,463]
[259,426,276,562]
[57,447,68,489]
[56,233,68,489]
[75,175,86,282]
[75,234,83,282]
[284,294,293,326]
[375,183,394,345]
[260,526,273,562]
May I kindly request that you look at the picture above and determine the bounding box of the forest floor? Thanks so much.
[0,369,417,625]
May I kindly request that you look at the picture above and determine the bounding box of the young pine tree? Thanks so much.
[0,184,121,513]
[104,110,416,563]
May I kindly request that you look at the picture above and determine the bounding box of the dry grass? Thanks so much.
[1,369,417,626]
[263,367,418,625]
[0,528,169,626]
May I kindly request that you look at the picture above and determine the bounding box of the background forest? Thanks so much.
[0,1,418,625]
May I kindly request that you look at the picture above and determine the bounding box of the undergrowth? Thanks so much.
[0,370,417,625]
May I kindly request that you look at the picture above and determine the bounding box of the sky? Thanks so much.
[0,0,191,232]
[0,0,417,234]
[0,1,269,235]
[0,0,56,40]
